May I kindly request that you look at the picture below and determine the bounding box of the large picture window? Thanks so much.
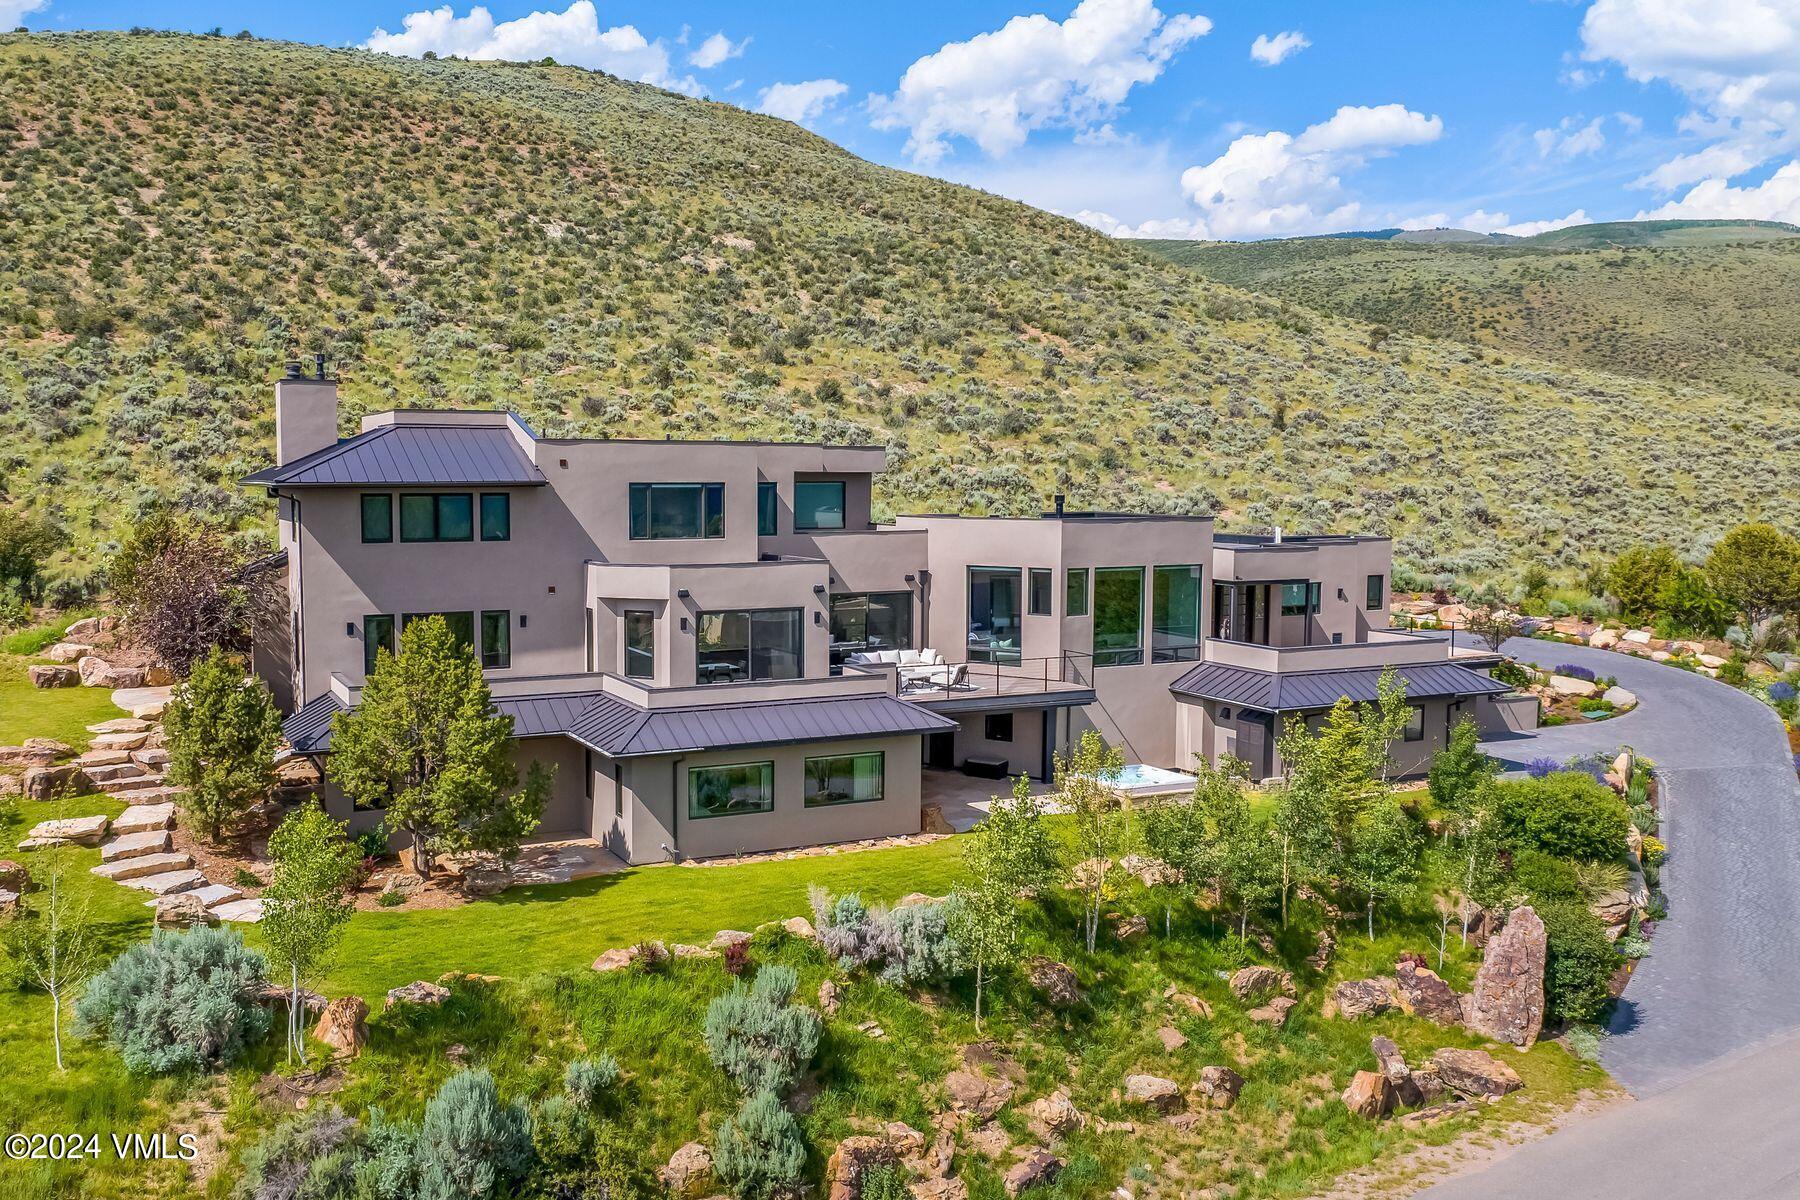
[360,494,392,543]
[629,482,725,540]
[803,752,884,807]
[401,610,475,651]
[968,567,1023,664]
[829,592,912,667]
[399,493,473,543]
[624,610,655,678]
[1152,565,1203,662]
[1092,567,1144,666]
[794,480,846,530]
[362,614,395,675]
[696,608,803,684]
[688,761,775,819]
[479,493,511,541]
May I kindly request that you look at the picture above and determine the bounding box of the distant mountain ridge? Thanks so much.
[1256,219,1800,249]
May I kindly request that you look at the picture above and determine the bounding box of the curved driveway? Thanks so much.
[1418,636,1800,1198]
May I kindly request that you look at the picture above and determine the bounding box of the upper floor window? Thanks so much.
[629,482,724,540]
[1028,568,1053,616]
[829,592,912,668]
[1151,565,1203,662]
[968,567,1022,664]
[480,493,511,541]
[757,482,778,536]
[360,494,393,543]
[1066,568,1089,617]
[697,608,803,684]
[480,610,511,669]
[794,480,846,530]
[1279,581,1311,616]
[363,614,395,674]
[400,493,473,543]
[401,610,476,652]
[1366,574,1384,611]
[1093,567,1145,667]
[624,610,655,679]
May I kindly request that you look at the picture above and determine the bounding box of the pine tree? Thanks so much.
[163,646,280,842]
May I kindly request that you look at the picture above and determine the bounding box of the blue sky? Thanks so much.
[14,0,1800,239]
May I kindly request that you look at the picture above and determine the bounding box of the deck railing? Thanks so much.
[897,651,1094,702]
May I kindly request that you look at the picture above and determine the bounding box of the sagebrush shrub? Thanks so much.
[415,1070,534,1200]
[75,926,270,1074]
[563,1053,620,1108]
[878,898,966,986]
[234,1107,359,1200]
[712,1090,805,1200]
[703,964,819,1097]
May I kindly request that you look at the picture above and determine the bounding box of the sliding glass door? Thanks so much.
[829,592,913,668]
[696,609,803,683]
[967,567,1023,664]
[1092,567,1144,666]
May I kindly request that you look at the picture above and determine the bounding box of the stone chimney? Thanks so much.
[275,356,339,465]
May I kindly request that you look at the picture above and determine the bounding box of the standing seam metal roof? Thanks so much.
[1168,661,1509,712]
[242,424,547,487]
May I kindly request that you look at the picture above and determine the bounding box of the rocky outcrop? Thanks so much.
[1432,1048,1524,1099]
[1325,976,1399,1019]
[23,764,89,801]
[1246,996,1297,1027]
[1123,1074,1182,1113]
[153,892,215,929]
[1343,1070,1396,1119]
[944,1069,1015,1123]
[0,860,30,893]
[27,665,77,688]
[78,657,146,690]
[1465,905,1547,1048]
[1003,1149,1062,1197]
[1110,912,1148,941]
[1155,1026,1187,1052]
[1024,957,1082,1006]
[1193,1065,1244,1110]
[1025,1090,1083,1141]
[1229,965,1292,1001]
[1164,986,1212,1018]
[313,996,370,1058]
[825,1135,899,1200]
[1394,959,1465,1027]
[819,979,843,1016]
[661,1142,714,1199]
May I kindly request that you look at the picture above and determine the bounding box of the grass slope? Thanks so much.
[1139,232,1800,403]
[1,32,1796,586]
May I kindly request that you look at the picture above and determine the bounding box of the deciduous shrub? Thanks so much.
[703,965,819,1097]
[1511,850,1581,904]
[75,927,270,1074]
[712,1090,805,1200]
[1493,773,1629,861]
[415,1069,533,1200]
[1537,902,1620,1023]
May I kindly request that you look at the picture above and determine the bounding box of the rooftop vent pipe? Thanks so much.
[1053,493,1065,517]
[1274,526,1283,544]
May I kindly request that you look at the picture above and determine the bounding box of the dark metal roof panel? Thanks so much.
[243,424,547,487]
[282,694,345,753]
[1171,661,1507,712]
[601,694,956,758]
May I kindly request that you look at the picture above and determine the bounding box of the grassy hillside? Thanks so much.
[1141,232,1800,402]
[1,32,1796,589]
[1525,219,1800,249]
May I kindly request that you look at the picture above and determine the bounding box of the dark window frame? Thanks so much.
[1028,567,1053,616]
[793,479,847,531]
[360,494,393,543]
[624,610,656,679]
[687,760,776,819]
[802,751,885,808]
[398,492,475,543]
[757,481,778,536]
[1403,704,1425,742]
[363,614,395,675]
[1092,566,1145,667]
[984,712,1014,742]
[400,610,476,652]
[1066,568,1089,617]
[828,591,913,667]
[480,609,511,669]
[968,566,1024,665]
[479,493,511,541]
[628,482,726,541]
[1151,564,1203,663]
[1366,574,1385,611]
[695,607,805,684]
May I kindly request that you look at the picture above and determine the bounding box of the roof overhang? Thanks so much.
[1169,661,1510,713]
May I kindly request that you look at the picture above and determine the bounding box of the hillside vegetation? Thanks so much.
[1140,231,1800,401]
[2,32,1797,590]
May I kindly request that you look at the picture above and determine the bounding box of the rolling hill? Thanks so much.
[1,31,1796,592]
[1140,230,1800,401]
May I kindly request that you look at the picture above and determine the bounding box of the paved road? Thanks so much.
[1417,637,1800,1198]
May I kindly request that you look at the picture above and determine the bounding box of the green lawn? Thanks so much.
[0,652,123,748]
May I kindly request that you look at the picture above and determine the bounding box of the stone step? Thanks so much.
[78,749,133,768]
[132,748,171,769]
[112,803,177,835]
[87,718,152,735]
[112,686,173,720]
[141,881,243,910]
[209,898,264,923]
[95,772,165,794]
[119,868,206,896]
[84,762,147,784]
[91,731,150,751]
[100,830,172,861]
[92,852,194,882]
[19,814,110,850]
[113,785,184,806]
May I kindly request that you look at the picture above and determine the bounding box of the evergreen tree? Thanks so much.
[163,646,281,842]
[1428,716,1500,822]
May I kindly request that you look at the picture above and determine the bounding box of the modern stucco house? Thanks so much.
[247,365,1533,863]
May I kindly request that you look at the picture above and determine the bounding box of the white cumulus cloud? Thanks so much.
[1249,30,1309,66]
[1636,159,1800,221]
[1496,209,1592,237]
[0,0,47,27]
[869,0,1212,165]
[364,2,702,94]
[689,31,748,69]
[1533,115,1607,158]
[757,79,849,127]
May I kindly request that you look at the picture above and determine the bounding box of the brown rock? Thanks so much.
[144,666,176,687]
[1193,1065,1244,1110]
[1229,965,1291,1001]
[944,1069,1014,1123]
[920,803,954,834]
[1003,1149,1062,1197]
[1155,1025,1187,1052]
[1111,912,1148,941]
[1410,1061,1447,1103]
[1326,977,1399,1019]
[1394,960,1465,1027]
[710,928,752,950]
[782,916,817,940]
[0,744,56,766]
[153,892,215,929]
[1165,987,1213,1018]
[825,1135,899,1200]
[313,996,370,1058]
[1123,1074,1183,1113]
[1247,995,1297,1027]
[1371,1035,1423,1106]
[1342,1070,1396,1119]
[1401,1098,1478,1127]
[591,947,638,972]
[1024,956,1082,1006]
[964,1121,1011,1159]
[661,1141,714,1199]
[23,764,89,800]
[27,665,78,688]
[384,979,451,1009]
[0,860,31,893]
[1466,905,1547,1048]
[64,616,102,639]
[78,657,145,689]
[1025,1090,1083,1141]
[459,865,511,898]
[1432,1047,1524,1099]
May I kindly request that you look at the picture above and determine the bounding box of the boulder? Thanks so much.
[1003,1149,1062,1197]
[661,1141,714,1200]
[20,813,109,848]
[0,744,57,766]
[313,996,370,1058]
[1698,653,1727,670]
[819,979,843,1016]
[1155,1025,1187,1052]
[1547,675,1598,698]
[944,1069,1014,1123]
[27,665,77,688]
[1466,905,1547,1048]
[591,947,638,972]
[1458,902,1502,949]
[1123,1074,1183,1113]
[381,872,424,897]
[710,928,752,950]
[1590,888,1634,927]
[0,774,17,796]
[153,892,216,929]
[0,859,30,893]
[895,892,940,907]
[1025,1090,1083,1141]
[1165,986,1212,1018]
[1111,912,1148,941]
[1193,1065,1244,1110]
[78,657,146,689]
[88,718,152,734]
[1342,1070,1395,1119]
[1622,628,1653,645]
[1410,1062,1447,1104]
[825,1135,899,1200]
[1326,977,1399,1019]
[1371,1035,1423,1106]
[144,666,176,687]
[1229,965,1292,1001]
[23,765,89,800]
[1247,995,1297,1028]
[43,642,93,662]
[782,916,817,940]
[1587,629,1620,649]
[64,616,103,639]
[1432,1047,1523,1099]
[1024,956,1082,1006]
[0,888,17,916]
[1394,960,1465,1027]
[385,979,451,1009]
[459,866,511,898]
[920,803,955,835]
[1603,686,1637,709]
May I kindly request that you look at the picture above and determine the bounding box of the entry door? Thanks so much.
[925,731,955,770]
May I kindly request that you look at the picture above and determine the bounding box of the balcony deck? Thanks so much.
[852,654,1098,714]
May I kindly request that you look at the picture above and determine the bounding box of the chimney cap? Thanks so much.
[285,361,305,379]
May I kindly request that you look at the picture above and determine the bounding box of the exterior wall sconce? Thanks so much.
[346,622,356,637]
[812,584,827,594]
[814,611,823,625]
[677,589,691,599]
[680,617,690,632]
[904,573,916,583]
[519,614,528,628]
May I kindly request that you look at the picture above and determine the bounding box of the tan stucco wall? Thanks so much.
[950,710,1048,779]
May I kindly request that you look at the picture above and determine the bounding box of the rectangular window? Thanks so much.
[984,712,1013,742]
[794,480,846,530]
[584,749,593,800]
[1366,574,1384,611]
[757,482,778,536]
[1309,581,1322,613]
[401,610,475,651]
[968,567,1023,664]
[398,494,474,542]
[696,609,803,684]
[1404,704,1425,742]
[1066,568,1089,617]
[584,607,595,672]
[479,493,511,541]
[1092,567,1144,667]
[624,610,655,679]
[362,614,394,675]
[1152,565,1203,662]
[829,592,913,667]
[688,761,775,819]
[804,752,885,807]
[628,482,725,540]
[360,494,392,543]
[1280,582,1311,616]
[1028,568,1053,616]
[480,609,511,669]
